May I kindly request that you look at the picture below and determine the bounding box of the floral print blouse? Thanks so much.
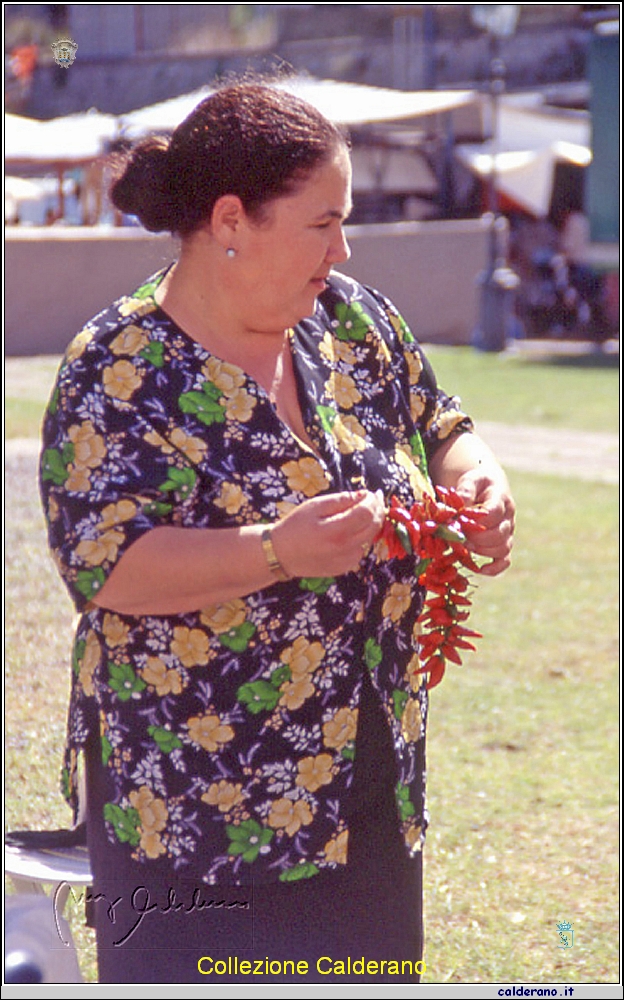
[40,268,471,886]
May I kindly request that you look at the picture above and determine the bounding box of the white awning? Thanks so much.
[120,78,478,135]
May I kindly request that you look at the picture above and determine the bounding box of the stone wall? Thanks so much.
[5,219,493,355]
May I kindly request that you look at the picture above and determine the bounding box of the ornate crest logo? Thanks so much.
[557,920,574,949]
[51,39,78,68]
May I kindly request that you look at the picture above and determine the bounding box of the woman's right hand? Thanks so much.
[271,489,386,579]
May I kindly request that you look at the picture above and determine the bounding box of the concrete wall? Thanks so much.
[5,219,492,356]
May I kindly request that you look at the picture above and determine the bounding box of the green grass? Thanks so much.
[425,345,619,433]
[424,471,618,983]
[4,353,619,983]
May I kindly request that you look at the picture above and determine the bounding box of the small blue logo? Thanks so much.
[557,920,574,949]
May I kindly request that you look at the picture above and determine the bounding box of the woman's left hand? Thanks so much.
[429,431,515,577]
[453,466,515,576]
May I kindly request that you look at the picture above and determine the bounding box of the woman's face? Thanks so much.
[232,146,353,333]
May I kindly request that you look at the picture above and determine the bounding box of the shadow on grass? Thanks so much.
[514,351,620,371]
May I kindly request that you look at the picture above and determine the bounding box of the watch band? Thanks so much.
[261,527,290,582]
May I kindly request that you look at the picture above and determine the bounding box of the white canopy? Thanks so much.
[456,102,591,216]
[120,78,478,135]
[6,110,119,167]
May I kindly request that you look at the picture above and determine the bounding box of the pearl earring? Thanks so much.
[226,248,236,258]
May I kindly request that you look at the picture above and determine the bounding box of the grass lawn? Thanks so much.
[425,345,619,434]
[4,351,619,983]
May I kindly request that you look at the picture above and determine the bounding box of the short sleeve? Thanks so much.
[39,338,202,612]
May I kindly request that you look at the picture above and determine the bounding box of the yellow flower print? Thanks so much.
[394,445,432,499]
[435,408,470,441]
[319,331,356,366]
[267,797,314,837]
[78,629,101,697]
[47,495,60,522]
[325,372,362,410]
[214,481,245,515]
[102,613,130,648]
[109,325,149,356]
[98,500,137,531]
[279,675,315,711]
[323,828,349,865]
[187,712,235,752]
[382,581,412,623]
[200,599,247,635]
[405,823,423,851]
[275,500,298,519]
[280,636,324,678]
[168,427,207,464]
[295,753,334,792]
[129,786,168,859]
[140,830,167,859]
[118,296,155,319]
[102,359,142,401]
[64,328,93,363]
[65,466,92,493]
[225,388,256,423]
[203,358,245,395]
[323,707,358,751]
[68,421,106,469]
[76,528,124,567]
[410,391,426,421]
[202,780,244,814]
[332,414,368,454]
[405,349,423,385]
[282,457,330,498]
[142,657,183,696]
[171,626,209,667]
[401,698,423,743]
[405,652,426,693]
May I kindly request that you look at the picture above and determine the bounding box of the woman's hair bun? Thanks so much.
[111,136,180,232]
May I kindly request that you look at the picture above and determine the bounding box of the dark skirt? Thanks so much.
[85,669,424,984]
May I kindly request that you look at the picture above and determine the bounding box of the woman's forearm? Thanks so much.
[91,490,386,616]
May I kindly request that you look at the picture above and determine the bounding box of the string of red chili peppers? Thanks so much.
[376,487,488,689]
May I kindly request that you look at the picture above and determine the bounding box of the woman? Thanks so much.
[40,81,514,984]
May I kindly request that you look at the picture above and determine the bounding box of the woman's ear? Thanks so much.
[209,194,245,251]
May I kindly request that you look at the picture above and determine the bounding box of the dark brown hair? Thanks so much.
[111,81,348,235]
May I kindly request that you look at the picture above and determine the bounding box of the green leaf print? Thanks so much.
[226,820,274,863]
[268,664,291,688]
[395,312,414,343]
[299,577,335,594]
[72,638,86,677]
[392,688,408,721]
[41,448,69,485]
[409,432,428,474]
[395,782,416,821]
[148,726,183,754]
[61,767,71,803]
[103,802,141,846]
[279,862,320,882]
[159,465,197,500]
[333,301,371,342]
[75,567,106,601]
[178,382,226,427]
[236,679,281,715]
[316,404,338,434]
[217,621,257,652]
[108,662,147,702]
[341,742,356,761]
[47,386,60,416]
[133,279,160,301]
[139,340,165,368]
[101,736,113,766]
[364,638,382,672]
[142,500,173,517]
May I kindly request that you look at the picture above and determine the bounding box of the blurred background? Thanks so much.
[4,3,620,352]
